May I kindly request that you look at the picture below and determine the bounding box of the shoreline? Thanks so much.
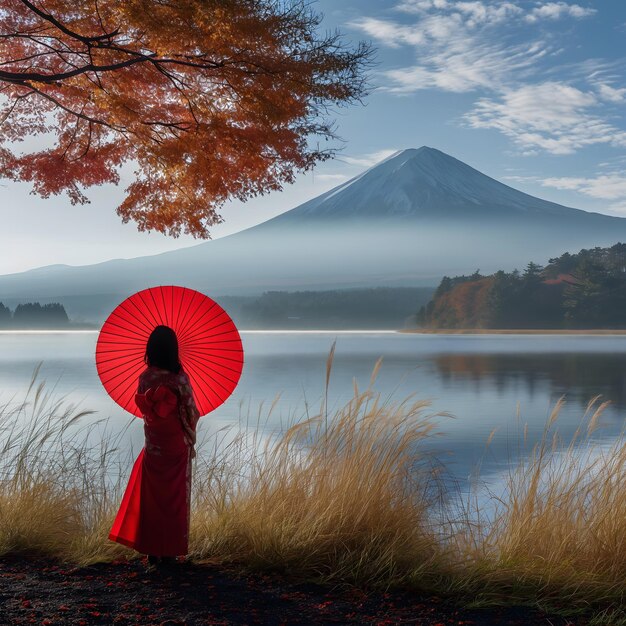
[4,327,626,335]
[401,328,626,335]
[0,328,400,335]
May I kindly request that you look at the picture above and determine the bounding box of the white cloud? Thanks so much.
[465,82,626,154]
[353,2,596,95]
[395,0,451,13]
[396,0,524,25]
[596,83,626,103]
[352,1,559,96]
[540,174,626,201]
[525,2,597,23]
[385,39,546,93]
[352,17,424,48]
[352,12,470,49]
[540,172,626,214]
[315,174,350,183]
[453,1,523,26]
[340,149,399,167]
[607,202,626,217]
[353,9,547,94]
[353,1,618,156]
[502,175,540,183]
[397,0,595,23]
[503,172,626,214]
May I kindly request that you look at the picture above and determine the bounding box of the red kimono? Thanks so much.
[109,367,200,557]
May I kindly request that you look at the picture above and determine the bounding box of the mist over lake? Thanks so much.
[2,330,624,491]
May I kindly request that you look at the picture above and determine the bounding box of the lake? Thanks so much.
[0,330,624,492]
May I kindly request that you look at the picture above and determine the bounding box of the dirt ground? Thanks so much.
[0,555,584,625]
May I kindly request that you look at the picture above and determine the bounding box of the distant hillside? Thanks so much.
[3,147,626,316]
[0,288,433,330]
[236,287,433,329]
[417,243,626,329]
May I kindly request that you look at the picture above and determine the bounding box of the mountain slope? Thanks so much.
[1,147,626,322]
[260,147,594,222]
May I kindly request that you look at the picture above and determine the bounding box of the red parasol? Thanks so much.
[96,286,244,417]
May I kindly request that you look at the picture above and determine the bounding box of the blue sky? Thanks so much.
[1,0,625,274]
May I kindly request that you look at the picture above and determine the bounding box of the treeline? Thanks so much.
[0,302,69,328]
[236,287,434,329]
[417,243,626,329]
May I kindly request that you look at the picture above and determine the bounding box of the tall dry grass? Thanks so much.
[189,359,449,587]
[453,396,626,618]
[0,359,624,621]
[0,367,129,564]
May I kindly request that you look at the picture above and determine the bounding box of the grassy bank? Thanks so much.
[0,364,624,623]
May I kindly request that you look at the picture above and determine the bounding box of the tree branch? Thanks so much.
[18,0,119,44]
[0,54,153,84]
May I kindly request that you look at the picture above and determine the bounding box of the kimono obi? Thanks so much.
[135,385,187,456]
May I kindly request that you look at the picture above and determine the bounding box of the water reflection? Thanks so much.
[435,352,626,413]
[1,332,625,492]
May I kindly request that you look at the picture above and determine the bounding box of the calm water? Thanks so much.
[0,331,624,488]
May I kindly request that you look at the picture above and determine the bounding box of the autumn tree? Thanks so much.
[420,244,626,330]
[0,0,370,236]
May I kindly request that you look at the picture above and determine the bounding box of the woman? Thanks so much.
[109,325,200,567]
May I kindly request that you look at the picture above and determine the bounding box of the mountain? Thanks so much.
[265,146,577,221]
[2,146,626,322]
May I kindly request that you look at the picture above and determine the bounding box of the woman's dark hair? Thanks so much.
[145,325,182,374]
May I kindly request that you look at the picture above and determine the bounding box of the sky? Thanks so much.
[1,0,625,274]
